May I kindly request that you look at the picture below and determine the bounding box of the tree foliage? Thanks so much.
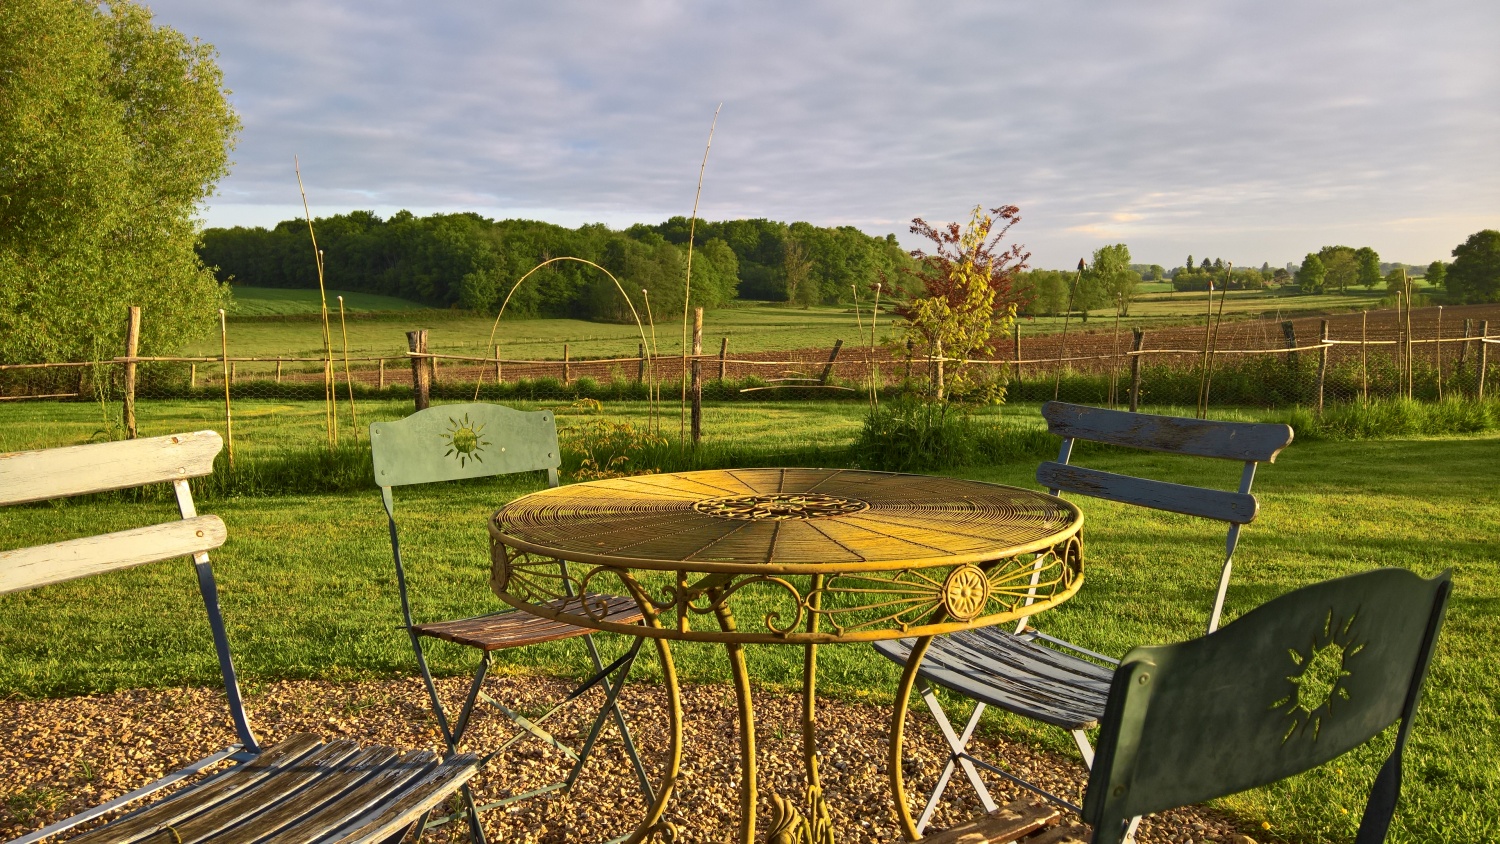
[1446,229,1500,304]
[895,205,1029,400]
[0,0,238,362]
[200,212,913,318]
[1087,243,1138,317]
[1296,254,1326,293]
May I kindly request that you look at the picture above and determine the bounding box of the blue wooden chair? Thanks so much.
[370,402,653,842]
[1,431,478,844]
[875,402,1293,833]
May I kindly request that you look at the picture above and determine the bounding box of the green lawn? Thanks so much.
[0,402,1494,843]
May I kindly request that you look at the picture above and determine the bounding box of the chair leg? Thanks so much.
[915,680,996,834]
[565,637,647,795]
[409,631,491,844]
[582,634,656,803]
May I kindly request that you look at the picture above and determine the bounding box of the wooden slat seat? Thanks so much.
[907,799,1089,844]
[413,594,644,650]
[876,630,1111,731]
[69,735,477,844]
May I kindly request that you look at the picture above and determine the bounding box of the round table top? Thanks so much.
[489,467,1081,575]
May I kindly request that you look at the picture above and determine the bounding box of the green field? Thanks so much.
[183,284,1432,362]
[226,286,429,316]
[0,398,1496,843]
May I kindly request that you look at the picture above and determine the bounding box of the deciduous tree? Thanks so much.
[0,0,238,362]
[1447,229,1500,304]
[1296,254,1326,293]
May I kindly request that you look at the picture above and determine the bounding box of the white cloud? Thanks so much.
[154,0,1500,268]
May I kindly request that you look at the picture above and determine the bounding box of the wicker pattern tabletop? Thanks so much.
[490,468,1080,573]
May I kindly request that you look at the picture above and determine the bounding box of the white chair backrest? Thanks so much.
[0,431,226,595]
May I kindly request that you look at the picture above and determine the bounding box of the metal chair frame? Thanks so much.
[372,402,653,842]
[875,402,1294,834]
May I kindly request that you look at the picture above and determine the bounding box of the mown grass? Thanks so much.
[0,401,1496,842]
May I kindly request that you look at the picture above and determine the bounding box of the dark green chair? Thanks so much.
[370,402,653,842]
[1083,567,1451,843]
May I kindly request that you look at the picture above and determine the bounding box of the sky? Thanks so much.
[148,0,1500,270]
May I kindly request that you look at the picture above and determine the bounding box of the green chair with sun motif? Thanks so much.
[1081,567,1452,843]
[371,403,653,842]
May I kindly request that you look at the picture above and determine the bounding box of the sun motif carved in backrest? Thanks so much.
[1271,608,1364,743]
[441,413,490,468]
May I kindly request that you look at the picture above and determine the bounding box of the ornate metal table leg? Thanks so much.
[712,590,759,844]
[794,576,834,844]
[889,635,936,842]
[623,584,684,844]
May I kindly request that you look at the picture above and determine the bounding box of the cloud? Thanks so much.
[150,0,1500,268]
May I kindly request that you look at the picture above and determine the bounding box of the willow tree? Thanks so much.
[0,0,239,362]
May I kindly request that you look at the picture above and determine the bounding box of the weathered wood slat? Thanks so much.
[69,736,327,844]
[416,594,643,650]
[1042,402,1292,462]
[0,515,226,595]
[1020,822,1091,843]
[917,799,1061,844]
[132,740,368,843]
[253,750,444,844]
[876,630,1111,730]
[1036,462,1258,524]
[0,431,222,506]
[200,745,400,843]
[321,755,481,844]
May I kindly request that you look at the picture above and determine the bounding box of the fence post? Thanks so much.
[718,337,728,381]
[563,343,571,384]
[378,358,386,389]
[494,345,502,384]
[1459,319,1472,368]
[230,362,237,385]
[189,363,197,390]
[1129,328,1144,412]
[407,330,430,411]
[691,308,703,444]
[1479,320,1489,402]
[1013,323,1022,388]
[638,343,646,384]
[77,366,88,398]
[429,350,438,387]
[1315,320,1329,414]
[123,306,140,439]
[820,339,843,385]
[1360,311,1369,404]
[1280,320,1299,401]
[275,356,283,384]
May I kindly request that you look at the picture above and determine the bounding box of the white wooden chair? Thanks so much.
[0,432,479,844]
[874,402,1293,834]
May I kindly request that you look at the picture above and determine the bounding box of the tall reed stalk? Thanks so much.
[295,157,337,447]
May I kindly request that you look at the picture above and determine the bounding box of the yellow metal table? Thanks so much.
[488,468,1083,844]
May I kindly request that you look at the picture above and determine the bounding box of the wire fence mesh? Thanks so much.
[3,303,1497,457]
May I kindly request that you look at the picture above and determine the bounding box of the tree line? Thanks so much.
[197,213,919,321]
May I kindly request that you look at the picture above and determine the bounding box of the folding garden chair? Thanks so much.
[874,401,1294,833]
[1083,566,1451,842]
[370,402,652,842]
[1,431,478,844]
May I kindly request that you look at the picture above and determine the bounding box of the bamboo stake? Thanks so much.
[1403,269,1414,399]
[1196,275,1215,418]
[1201,274,1231,418]
[338,296,358,440]
[219,309,234,468]
[680,105,721,444]
[643,288,659,435]
[296,158,337,447]
[379,357,386,390]
[869,283,881,408]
